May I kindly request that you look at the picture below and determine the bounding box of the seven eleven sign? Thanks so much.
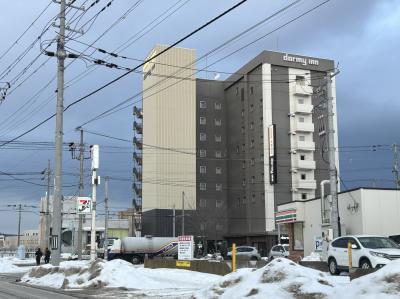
[77,197,92,214]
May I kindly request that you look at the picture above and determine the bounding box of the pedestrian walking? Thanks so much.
[35,248,43,266]
[44,247,51,264]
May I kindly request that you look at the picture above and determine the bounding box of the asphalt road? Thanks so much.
[0,274,78,299]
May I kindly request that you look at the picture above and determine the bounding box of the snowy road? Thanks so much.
[0,274,77,299]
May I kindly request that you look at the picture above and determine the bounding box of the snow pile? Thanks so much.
[22,259,219,290]
[0,257,28,273]
[336,259,400,299]
[196,258,339,298]
[302,252,322,262]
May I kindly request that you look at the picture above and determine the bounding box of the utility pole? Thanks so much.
[52,0,67,266]
[90,145,99,261]
[104,176,109,260]
[181,191,185,235]
[172,204,176,237]
[326,71,340,238]
[17,204,22,247]
[392,144,400,189]
[45,160,51,249]
[77,128,84,259]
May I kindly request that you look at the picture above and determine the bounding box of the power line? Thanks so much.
[0,0,248,148]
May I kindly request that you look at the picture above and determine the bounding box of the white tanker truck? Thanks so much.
[108,236,178,264]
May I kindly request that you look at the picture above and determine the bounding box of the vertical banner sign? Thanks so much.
[268,124,277,184]
[178,235,194,260]
[77,197,92,214]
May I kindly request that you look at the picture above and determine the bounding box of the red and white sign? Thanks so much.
[77,197,92,214]
[178,235,194,260]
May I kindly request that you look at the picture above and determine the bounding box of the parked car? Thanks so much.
[389,235,400,245]
[327,235,400,275]
[227,246,261,261]
[268,244,290,260]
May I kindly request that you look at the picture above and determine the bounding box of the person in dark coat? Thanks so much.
[44,248,51,264]
[35,248,43,266]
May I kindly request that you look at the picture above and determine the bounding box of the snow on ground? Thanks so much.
[0,257,31,273]
[22,259,220,291]
[335,259,400,299]
[302,252,322,261]
[195,258,342,299]
[20,257,400,298]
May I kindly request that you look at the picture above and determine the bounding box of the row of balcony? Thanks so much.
[134,121,143,134]
[133,183,142,197]
[133,137,142,149]
[133,168,142,181]
[133,106,143,119]
[291,179,317,190]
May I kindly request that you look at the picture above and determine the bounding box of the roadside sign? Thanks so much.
[178,235,194,260]
[176,260,191,267]
[77,197,92,214]
[314,236,323,252]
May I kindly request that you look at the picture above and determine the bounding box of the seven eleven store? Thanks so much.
[276,202,305,260]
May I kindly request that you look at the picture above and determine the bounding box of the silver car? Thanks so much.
[268,244,290,260]
[227,246,261,261]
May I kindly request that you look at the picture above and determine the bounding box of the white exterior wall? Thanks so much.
[337,189,364,235]
[262,63,275,232]
[359,189,400,236]
[142,45,196,212]
[288,68,316,202]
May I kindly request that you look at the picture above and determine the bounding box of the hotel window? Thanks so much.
[241,196,246,205]
[298,98,305,104]
[250,158,255,166]
[261,173,264,180]
[260,117,263,126]
[200,165,206,174]
[250,104,254,112]
[200,133,206,141]
[250,139,254,148]
[250,122,254,130]
[242,161,246,169]
[200,100,206,108]
[199,117,206,125]
[235,87,239,95]
[299,135,305,141]
[241,109,245,117]
[300,155,305,160]
[200,149,206,157]
[216,199,223,208]
[241,126,245,134]
[200,223,206,231]
[216,183,222,191]
[251,176,255,184]
[200,183,207,190]
[215,150,222,158]
[301,174,306,180]
[299,117,305,123]
[301,193,307,200]
[242,179,246,186]
[215,119,222,126]
[250,86,254,95]
[200,198,207,208]
[296,75,305,86]
[215,102,222,110]
[242,143,245,152]
[216,167,222,174]
[251,193,256,203]
[236,146,239,153]
[215,135,222,142]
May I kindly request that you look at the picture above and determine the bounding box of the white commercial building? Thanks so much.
[277,188,400,257]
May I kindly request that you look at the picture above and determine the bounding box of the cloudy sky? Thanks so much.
[0,0,399,234]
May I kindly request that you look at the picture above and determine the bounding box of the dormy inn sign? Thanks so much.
[283,53,319,66]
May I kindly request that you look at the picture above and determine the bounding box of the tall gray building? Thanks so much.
[140,46,338,255]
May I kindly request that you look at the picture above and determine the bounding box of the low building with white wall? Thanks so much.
[277,188,400,257]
